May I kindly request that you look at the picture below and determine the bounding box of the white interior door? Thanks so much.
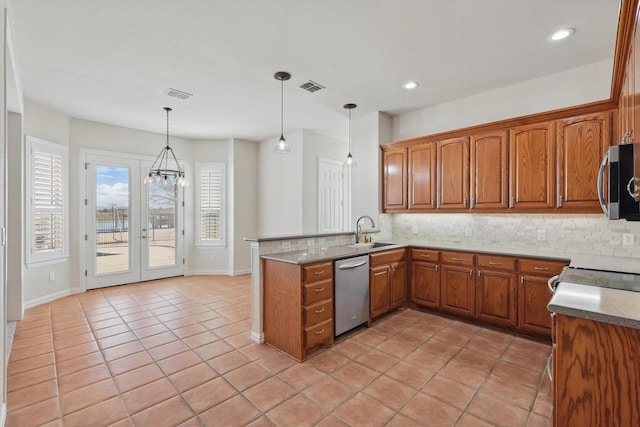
[318,157,345,233]
[85,153,183,290]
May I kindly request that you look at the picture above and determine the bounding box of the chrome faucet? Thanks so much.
[356,215,376,243]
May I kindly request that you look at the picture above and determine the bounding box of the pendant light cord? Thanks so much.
[280,77,284,137]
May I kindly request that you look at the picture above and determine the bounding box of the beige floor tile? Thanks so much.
[333,392,395,426]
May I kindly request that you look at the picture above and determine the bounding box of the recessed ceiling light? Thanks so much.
[404,81,419,90]
[548,28,575,41]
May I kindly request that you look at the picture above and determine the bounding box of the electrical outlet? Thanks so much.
[537,230,546,241]
[412,226,418,235]
[307,239,316,248]
[49,272,55,282]
[465,227,472,237]
[623,233,635,246]
[281,241,291,249]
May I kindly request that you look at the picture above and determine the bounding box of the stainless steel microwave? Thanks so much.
[598,143,640,220]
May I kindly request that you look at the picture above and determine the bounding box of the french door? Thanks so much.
[84,152,184,290]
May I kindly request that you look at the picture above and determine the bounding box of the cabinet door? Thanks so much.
[383,147,408,211]
[556,112,611,210]
[476,269,516,327]
[408,141,437,210]
[470,131,509,209]
[518,274,552,335]
[437,137,469,209]
[411,261,440,308]
[509,122,555,209]
[440,264,475,317]
[390,261,407,309]
[370,265,391,318]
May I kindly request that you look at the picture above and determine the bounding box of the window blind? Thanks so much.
[199,167,223,242]
[33,150,64,253]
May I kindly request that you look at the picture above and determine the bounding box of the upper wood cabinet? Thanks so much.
[470,130,509,209]
[509,122,556,209]
[556,112,611,210]
[437,137,469,209]
[408,141,437,210]
[382,147,408,211]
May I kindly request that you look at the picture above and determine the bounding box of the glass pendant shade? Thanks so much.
[144,107,188,187]
[344,103,357,167]
[274,71,291,154]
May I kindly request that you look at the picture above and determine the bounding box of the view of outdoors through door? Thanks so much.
[146,176,177,268]
[96,165,130,274]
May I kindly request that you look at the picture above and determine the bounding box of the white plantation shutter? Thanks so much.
[196,164,225,246]
[27,137,69,265]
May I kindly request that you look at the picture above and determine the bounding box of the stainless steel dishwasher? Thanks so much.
[334,255,369,336]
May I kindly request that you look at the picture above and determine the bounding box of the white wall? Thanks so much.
[393,59,613,141]
[7,112,22,321]
[302,130,347,234]
[258,130,304,236]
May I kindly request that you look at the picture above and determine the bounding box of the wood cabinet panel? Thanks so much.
[476,269,516,327]
[303,300,333,327]
[440,264,475,317]
[411,248,439,262]
[409,141,437,210]
[518,258,567,276]
[390,261,407,309]
[303,279,333,305]
[476,254,516,271]
[518,274,553,335]
[383,147,408,211]
[370,248,406,266]
[509,123,555,209]
[303,262,332,283]
[411,261,440,308]
[370,265,391,318]
[437,137,469,209]
[441,250,474,266]
[556,112,611,210]
[554,314,640,427]
[470,130,509,209]
[304,319,333,350]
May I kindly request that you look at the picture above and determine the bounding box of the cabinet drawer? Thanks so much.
[304,299,333,327]
[477,254,516,271]
[303,262,333,284]
[304,319,333,349]
[370,249,406,267]
[518,258,567,275]
[441,251,474,266]
[303,279,333,305]
[411,248,440,262]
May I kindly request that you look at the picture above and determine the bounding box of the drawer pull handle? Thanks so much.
[314,328,325,335]
[452,257,463,261]
[489,262,502,266]
[420,254,431,258]
[314,287,325,292]
[534,267,549,271]
[315,308,325,314]
[314,270,325,275]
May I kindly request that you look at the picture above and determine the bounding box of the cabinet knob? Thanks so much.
[477,271,481,278]
[435,265,439,272]
[431,200,435,208]
[509,196,514,208]
[315,307,325,314]
[314,328,325,335]
[314,287,325,292]
[470,197,475,209]
[469,269,473,277]
[557,195,563,207]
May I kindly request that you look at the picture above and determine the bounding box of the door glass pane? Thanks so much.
[96,166,130,274]
[147,177,177,268]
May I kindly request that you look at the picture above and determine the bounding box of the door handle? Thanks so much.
[547,274,560,295]
[597,149,609,217]
[337,260,368,270]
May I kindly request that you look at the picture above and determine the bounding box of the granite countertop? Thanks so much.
[244,232,353,243]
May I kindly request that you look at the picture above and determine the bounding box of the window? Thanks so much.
[196,163,225,246]
[27,136,69,266]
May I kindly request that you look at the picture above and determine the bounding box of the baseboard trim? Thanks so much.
[231,269,251,276]
[251,330,264,343]
[0,402,6,427]
[24,289,73,309]
[186,269,231,276]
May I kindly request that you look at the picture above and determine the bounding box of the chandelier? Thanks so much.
[144,107,187,187]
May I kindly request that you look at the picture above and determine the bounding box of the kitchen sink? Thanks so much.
[346,242,394,249]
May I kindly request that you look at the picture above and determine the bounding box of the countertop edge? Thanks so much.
[244,232,354,242]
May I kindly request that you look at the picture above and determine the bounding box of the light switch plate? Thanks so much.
[537,230,546,241]
[465,228,472,237]
[623,233,635,246]
[412,226,418,235]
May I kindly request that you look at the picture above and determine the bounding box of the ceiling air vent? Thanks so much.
[300,80,325,93]
[165,88,193,100]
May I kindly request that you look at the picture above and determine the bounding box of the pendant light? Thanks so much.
[274,71,291,154]
[344,103,357,167]
[144,107,188,187]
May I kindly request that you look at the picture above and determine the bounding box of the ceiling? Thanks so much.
[9,0,621,142]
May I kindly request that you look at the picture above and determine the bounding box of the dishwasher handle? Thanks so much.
[337,260,368,270]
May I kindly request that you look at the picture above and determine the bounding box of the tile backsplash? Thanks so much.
[381,213,640,258]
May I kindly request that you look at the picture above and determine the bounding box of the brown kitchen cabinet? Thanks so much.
[509,122,556,209]
[369,249,407,319]
[382,146,408,211]
[440,251,475,317]
[263,259,334,361]
[475,254,517,327]
[410,248,440,308]
[437,137,470,209]
[556,112,611,211]
[553,314,640,427]
[470,130,509,209]
[408,140,437,210]
[518,258,567,336]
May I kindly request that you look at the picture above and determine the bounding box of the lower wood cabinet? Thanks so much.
[518,258,567,335]
[370,249,407,319]
[553,314,640,427]
[410,249,440,308]
[263,259,334,361]
[440,251,475,318]
[475,255,517,327]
